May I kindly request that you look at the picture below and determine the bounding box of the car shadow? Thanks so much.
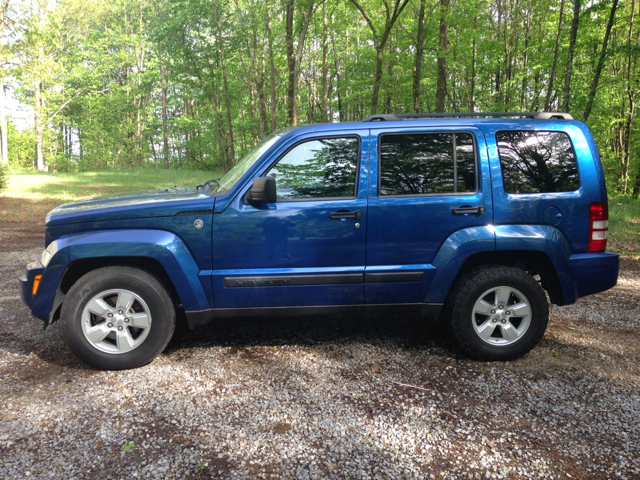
[165,309,458,358]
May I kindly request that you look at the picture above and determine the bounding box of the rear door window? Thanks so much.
[379,132,477,196]
[496,131,579,194]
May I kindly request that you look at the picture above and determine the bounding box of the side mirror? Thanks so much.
[247,176,276,204]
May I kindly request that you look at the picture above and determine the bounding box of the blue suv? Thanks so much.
[19,112,620,370]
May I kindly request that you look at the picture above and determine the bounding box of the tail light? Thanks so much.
[588,202,609,252]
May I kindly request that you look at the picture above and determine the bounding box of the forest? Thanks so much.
[0,0,639,197]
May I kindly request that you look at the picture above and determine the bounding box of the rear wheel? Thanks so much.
[60,267,175,370]
[448,265,549,361]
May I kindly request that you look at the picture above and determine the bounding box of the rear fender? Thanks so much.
[425,224,575,306]
[32,229,209,322]
[425,226,496,303]
[494,225,575,304]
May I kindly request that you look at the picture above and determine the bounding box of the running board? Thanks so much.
[185,303,443,328]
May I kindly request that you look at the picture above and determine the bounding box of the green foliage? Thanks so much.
[0,0,639,196]
[6,121,36,171]
[122,441,134,453]
[0,164,7,192]
[608,198,640,252]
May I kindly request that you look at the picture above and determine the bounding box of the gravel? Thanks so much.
[1,227,639,479]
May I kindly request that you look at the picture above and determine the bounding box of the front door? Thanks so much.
[211,130,369,308]
[365,126,493,304]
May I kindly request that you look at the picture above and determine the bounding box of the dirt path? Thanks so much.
[1,218,639,479]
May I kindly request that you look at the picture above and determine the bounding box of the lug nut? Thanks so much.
[501,319,507,324]
[117,326,123,331]
[492,318,497,323]
[506,311,511,315]
[491,310,496,314]
[107,313,113,318]
[118,310,123,315]
[499,305,504,309]
[124,318,130,323]
[107,323,113,328]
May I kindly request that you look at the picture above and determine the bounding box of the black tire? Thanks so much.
[60,267,176,370]
[447,265,549,361]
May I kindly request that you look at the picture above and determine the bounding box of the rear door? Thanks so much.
[211,130,369,308]
[365,126,493,304]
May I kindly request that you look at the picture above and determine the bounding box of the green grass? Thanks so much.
[608,198,640,255]
[0,168,221,223]
[3,168,219,203]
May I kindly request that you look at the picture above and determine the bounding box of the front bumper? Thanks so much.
[570,251,619,298]
[19,261,46,310]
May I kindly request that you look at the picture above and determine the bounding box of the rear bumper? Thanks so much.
[570,252,619,299]
[19,261,46,313]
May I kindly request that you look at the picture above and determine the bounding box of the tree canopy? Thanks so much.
[1,0,639,197]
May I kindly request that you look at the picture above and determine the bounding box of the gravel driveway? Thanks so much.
[1,220,639,480]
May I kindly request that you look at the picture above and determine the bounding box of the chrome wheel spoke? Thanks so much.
[474,300,494,316]
[116,329,136,353]
[117,291,136,313]
[128,312,151,329]
[496,287,512,308]
[501,322,521,342]
[85,324,111,344]
[86,298,113,318]
[509,301,531,318]
[476,319,497,341]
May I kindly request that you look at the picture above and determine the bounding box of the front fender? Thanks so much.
[425,226,496,303]
[31,229,209,322]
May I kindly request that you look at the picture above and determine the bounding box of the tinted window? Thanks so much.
[379,132,476,196]
[496,131,579,194]
[268,137,359,200]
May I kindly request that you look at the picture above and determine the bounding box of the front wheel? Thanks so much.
[448,265,549,361]
[60,267,176,370]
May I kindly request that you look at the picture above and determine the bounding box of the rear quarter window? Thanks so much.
[496,130,579,194]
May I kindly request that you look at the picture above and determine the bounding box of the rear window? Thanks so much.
[496,131,579,194]
[379,132,476,196]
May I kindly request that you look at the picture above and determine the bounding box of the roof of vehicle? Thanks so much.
[280,112,584,139]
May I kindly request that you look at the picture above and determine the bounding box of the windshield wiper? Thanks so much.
[196,179,220,195]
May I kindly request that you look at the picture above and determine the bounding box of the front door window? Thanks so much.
[267,137,360,200]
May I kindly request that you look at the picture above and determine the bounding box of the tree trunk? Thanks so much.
[623,0,636,194]
[158,43,169,168]
[471,16,477,111]
[413,0,428,113]
[583,0,619,122]
[0,82,8,165]
[285,0,315,126]
[35,80,46,172]
[519,3,532,111]
[332,31,343,121]
[385,40,394,114]
[545,0,565,111]
[214,0,236,163]
[562,0,580,112]
[321,1,329,123]
[436,0,449,113]
[350,0,411,115]
[266,4,277,131]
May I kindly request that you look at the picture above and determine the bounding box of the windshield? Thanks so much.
[216,132,283,194]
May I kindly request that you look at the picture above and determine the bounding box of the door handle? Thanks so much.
[452,206,486,215]
[329,210,363,219]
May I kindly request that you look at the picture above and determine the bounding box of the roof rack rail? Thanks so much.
[361,112,574,122]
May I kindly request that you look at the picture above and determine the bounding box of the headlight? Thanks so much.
[41,247,53,267]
